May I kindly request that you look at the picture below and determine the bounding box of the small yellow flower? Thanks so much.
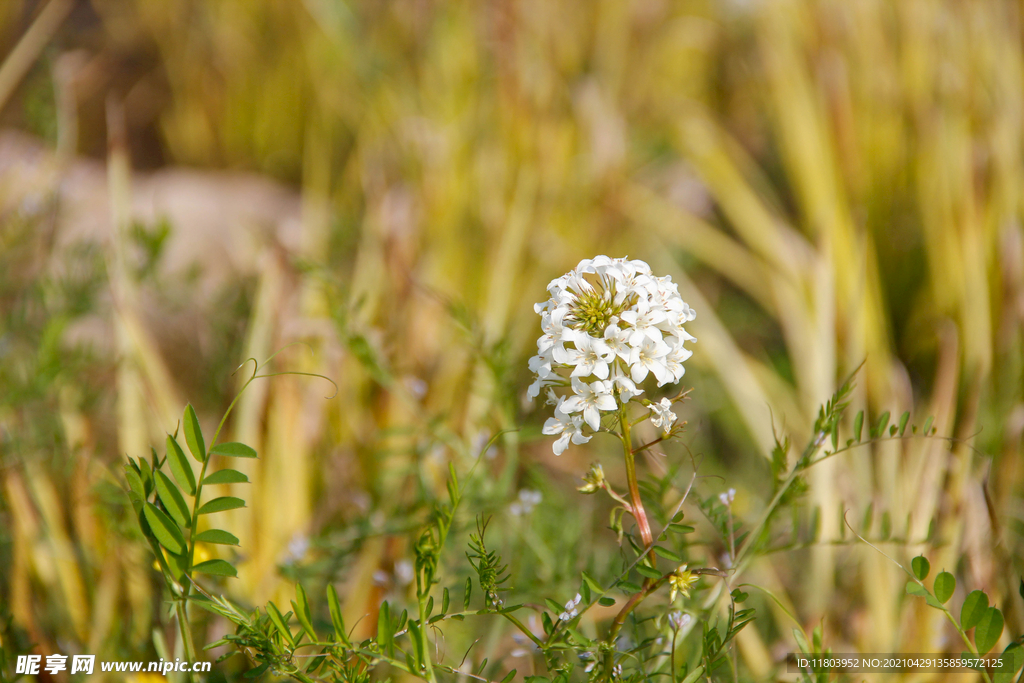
[668,565,698,602]
[577,463,606,494]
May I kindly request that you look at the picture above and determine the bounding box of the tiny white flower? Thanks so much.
[668,611,691,631]
[719,488,736,507]
[649,398,677,434]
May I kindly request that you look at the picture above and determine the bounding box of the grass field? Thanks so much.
[1,1,1022,681]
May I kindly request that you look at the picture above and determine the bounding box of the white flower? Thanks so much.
[554,330,615,379]
[668,611,691,631]
[608,363,642,399]
[620,302,667,347]
[561,378,616,431]
[530,257,695,455]
[628,336,673,385]
[649,398,677,434]
[662,344,693,383]
[719,488,736,507]
[543,401,592,455]
[602,323,632,362]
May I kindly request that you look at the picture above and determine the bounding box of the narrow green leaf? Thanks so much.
[906,581,929,598]
[143,503,186,555]
[792,628,810,654]
[166,436,196,495]
[126,466,146,502]
[183,404,206,463]
[581,571,603,592]
[244,662,270,678]
[898,411,910,436]
[680,666,705,683]
[975,608,1004,654]
[961,590,989,630]
[407,619,423,671]
[198,497,246,515]
[448,461,458,487]
[544,598,564,614]
[668,523,695,534]
[293,584,316,642]
[830,426,839,451]
[934,572,955,603]
[464,576,472,609]
[911,556,931,580]
[874,411,890,438]
[923,415,935,435]
[905,581,941,608]
[193,559,238,578]
[425,596,434,618]
[636,565,662,579]
[580,581,590,604]
[139,458,155,496]
[203,469,249,485]
[853,411,864,441]
[655,546,683,563]
[378,601,392,654]
[327,584,348,645]
[165,549,188,581]
[598,597,616,607]
[194,529,240,546]
[266,601,296,647]
[501,670,517,683]
[156,472,191,529]
[210,442,257,459]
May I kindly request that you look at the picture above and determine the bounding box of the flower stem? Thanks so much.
[619,401,654,550]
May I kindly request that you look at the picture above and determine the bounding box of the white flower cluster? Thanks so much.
[559,593,583,621]
[531,256,695,455]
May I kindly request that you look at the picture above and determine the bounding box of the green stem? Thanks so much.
[175,599,199,683]
[417,596,438,683]
[620,401,654,550]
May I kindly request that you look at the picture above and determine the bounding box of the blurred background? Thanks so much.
[1,0,1023,680]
